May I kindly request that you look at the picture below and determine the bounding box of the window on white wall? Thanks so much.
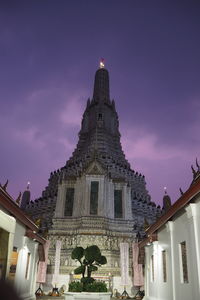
[90,181,99,215]
[162,250,167,282]
[151,254,154,282]
[25,252,31,279]
[64,188,75,216]
[114,189,123,218]
[179,241,189,283]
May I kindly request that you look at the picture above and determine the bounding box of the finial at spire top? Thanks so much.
[99,58,105,68]
[27,181,30,190]
[163,187,171,211]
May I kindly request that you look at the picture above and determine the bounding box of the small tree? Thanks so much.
[71,245,107,290]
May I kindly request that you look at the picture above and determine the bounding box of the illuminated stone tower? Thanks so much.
[26,62,161,291]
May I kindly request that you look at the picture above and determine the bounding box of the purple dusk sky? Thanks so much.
[0,1,200,206]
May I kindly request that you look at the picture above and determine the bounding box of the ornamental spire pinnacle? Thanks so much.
[99,58,105,68]
[27,181,30,190]
[20,181,31,210]
[93,59,110,102]
[164,186,167,194]
[163,187,171,212]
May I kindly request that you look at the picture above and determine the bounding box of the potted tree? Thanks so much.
[65,245,111,300]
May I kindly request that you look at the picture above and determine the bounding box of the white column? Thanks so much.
[122,184,127,219]
[76,177,85,217]
[144,246,150,298]
[30,242,39,297]
[83,176,90,215]
[185,203,200,297]
[153,241,158,300]
[73,180,79,217]
[109,180,114,219]
[14,237,28,296]
[166,221,176,300]
[98,177,104,216]
[104,178,109,217]
[126,185,132,220]
[55,184,66,217]
[52,240,62,285]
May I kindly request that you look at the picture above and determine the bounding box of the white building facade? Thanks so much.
[141,173,200,300]
[0,185,46,300]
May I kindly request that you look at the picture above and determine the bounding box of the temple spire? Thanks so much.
[93,59,110,102]
[20,181,31,210]
[162,187,171,212]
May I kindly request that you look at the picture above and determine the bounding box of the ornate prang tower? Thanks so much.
[26,61,161,290]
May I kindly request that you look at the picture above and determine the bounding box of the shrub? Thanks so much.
[85,281,107,292]
[81,277,95,285]
[68,280,107,293]
[68,281,83,292]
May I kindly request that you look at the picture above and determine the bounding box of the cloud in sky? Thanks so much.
[121,127,197,162]
[0,1,200,206]
[120,124,199,204]
[0,85,85,199]
[60,92,85,127]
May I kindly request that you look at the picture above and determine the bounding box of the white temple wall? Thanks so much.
[172,208,198,300]
[0,209,16,278]
[186,201,200,297]
[13,222,26,249]
[145,229,172,300]
[144,199,200,300]
[15,235,39,300]
[0,208,39,300]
